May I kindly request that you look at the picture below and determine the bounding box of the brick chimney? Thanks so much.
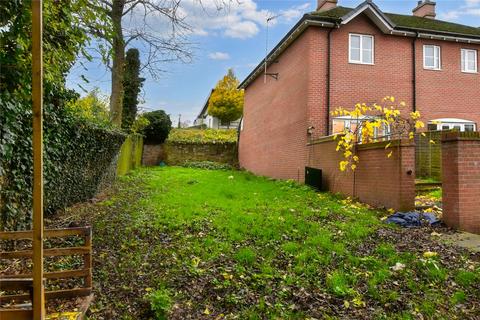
[413,0,436,19]
[317,0,337,12]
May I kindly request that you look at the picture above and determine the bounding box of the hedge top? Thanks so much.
[167,129,237,144]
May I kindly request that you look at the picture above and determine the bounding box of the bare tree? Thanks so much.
[85,0,230,125]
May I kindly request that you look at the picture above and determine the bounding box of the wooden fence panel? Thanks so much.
[415,131,444,181]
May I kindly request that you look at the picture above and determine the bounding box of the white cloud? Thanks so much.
[224,21,260,39]
[466,0,480,8]
[208,51,230,60]
[439,0,480,20]
[280,3,311,22]
[175,0,311,39]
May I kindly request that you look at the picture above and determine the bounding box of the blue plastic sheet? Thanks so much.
[385,212,440,228]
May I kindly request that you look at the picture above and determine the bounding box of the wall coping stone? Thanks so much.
[442,131,480,142]
[308,135,415,150]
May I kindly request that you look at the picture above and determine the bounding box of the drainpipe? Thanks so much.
[412,32,418,113]
[326,26,336,136]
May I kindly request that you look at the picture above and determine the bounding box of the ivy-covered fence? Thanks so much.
[117,134,144,176]
[0,95,125,231]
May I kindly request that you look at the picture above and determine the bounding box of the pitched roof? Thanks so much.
[309,6,480,38]
[196,89,214,120]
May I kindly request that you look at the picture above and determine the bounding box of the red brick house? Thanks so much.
[238,0,480,181]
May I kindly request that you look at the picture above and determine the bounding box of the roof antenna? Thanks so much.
[264,13,282,84]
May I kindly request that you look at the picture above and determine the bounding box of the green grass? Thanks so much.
[80,167,480,319]
[425,188,442,200]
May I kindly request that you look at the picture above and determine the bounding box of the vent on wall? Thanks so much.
[305,167,323,191]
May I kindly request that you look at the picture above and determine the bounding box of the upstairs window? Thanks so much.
[461,49,478,73]
[349,34,374,65]
[423,45,441,70]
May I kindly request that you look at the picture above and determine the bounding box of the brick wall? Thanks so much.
[329,14,414,126]
[307,137,415,211]
[441,132,480,234]
[239,29,318,181]
[239,12,480,183]
[328,14,480,129]
[143,143,237,167]
[143,144,166,166]
[416,39,480,127]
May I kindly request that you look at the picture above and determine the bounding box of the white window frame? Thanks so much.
[461,49,478,73]
[423,45,441,70]
[428,119,476,132]
[349,34,374,65]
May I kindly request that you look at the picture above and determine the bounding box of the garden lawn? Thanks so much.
[64,167,480,319]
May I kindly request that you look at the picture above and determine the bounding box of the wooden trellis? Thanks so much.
[0,1,93,318]
[0,227,93,319]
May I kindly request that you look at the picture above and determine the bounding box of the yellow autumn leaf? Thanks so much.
[387,151,393,158]
[423,251,438,258]
[222,272,233,280]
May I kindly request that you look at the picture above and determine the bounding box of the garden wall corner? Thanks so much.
[308,137,415,211]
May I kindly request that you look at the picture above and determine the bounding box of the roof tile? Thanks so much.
[309,6,480,37]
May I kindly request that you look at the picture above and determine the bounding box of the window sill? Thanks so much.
[349,61,375,66]
[423,67,442,71]
[461,70,478,74]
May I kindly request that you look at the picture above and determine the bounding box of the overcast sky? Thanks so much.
[66,0,480,123]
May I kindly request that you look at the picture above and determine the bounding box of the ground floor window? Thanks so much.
[332,116,391,142]
[427,118,476,132]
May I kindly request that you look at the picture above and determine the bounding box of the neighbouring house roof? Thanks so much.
[196,89,214,120]
[239,1,480,89]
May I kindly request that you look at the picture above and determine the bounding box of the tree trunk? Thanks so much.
[110,0,126,126]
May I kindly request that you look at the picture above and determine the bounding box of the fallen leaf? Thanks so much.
[391,262,406,271]
[423,251,438,258]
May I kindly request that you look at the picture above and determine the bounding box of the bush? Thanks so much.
[145,288,172,320]
[183,161,233,170]
[167,129,237,144]
[142,110,172,144]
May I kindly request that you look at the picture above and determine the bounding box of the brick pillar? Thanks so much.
[442,132,480,234]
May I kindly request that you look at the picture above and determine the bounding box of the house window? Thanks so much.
[349,34,374,65]
[332,116,391,142]
[428,118,476,132]
[423,45,441,70]
[461,49,478,73]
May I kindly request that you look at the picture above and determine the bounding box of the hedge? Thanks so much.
[166,129,237,144]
